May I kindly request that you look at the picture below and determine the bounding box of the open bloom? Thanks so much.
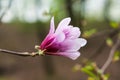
[39,17,87,60]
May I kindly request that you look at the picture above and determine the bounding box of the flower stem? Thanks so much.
[0,48,37,56]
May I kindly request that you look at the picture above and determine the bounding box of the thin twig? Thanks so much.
[0,48,37,56]
[101,36,120,73]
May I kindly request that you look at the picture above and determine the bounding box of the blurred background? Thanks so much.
[0,0,120,80]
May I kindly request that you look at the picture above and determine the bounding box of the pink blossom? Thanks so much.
[39,17,87,60]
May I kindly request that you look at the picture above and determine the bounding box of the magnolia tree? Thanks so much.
[0,17,120,80]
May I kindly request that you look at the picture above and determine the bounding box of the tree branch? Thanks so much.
[101,36,120,73]
[89,28,120,59]
[0,48,37,56]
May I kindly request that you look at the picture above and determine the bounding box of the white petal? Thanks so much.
[79,38,87,47]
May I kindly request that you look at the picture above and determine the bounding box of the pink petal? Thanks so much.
[55,31,65,43]
[60,38,87,52]
[45,32,65,49]
[55,17,71,33]
[56,51,80,60]
[49,17,55,35]
[40,17,55,49]
[40,35,55,49]
[65,27,81,39]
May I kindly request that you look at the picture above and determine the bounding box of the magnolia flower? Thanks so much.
[39,17,87,60]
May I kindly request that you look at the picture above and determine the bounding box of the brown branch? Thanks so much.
[101,36,120,73]
[0,48,37,56]
[89,28,120,59]
[90,29,114,39]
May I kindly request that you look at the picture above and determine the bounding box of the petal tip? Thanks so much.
[51,16,54,20]
[65,52,80,60]
[49,16,55,34]
[79,38,87,47]
[71,52,80,60]
[82,39,87,47]
[66,17,71,22]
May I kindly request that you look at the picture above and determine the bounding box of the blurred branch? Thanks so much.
[0,0,12,23]
[78,61,107,80]
[88,25,120,39]
[103,0,111,22]
[0,48,37,56]
[90,28,120,59]
[65,0,74,23]
[90,29,113,38]
[101,36,120,73]
[92,63,105,80]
